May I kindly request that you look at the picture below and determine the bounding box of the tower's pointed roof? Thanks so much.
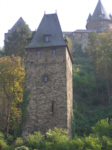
[8,17,31,33]
[27,13,67,48]
[92,0,110,20]
[87,13,92,22]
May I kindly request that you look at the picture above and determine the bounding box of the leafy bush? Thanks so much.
[83,135,102,150]
[7,134,14,145]
[69,136,84,150]
[101,136,112,150]
[15,145,29,150]
[25,131,45,149]
[0,132,5,140]
[46,128,69,150]
[92,118,112,138]
[0,138,8,150]
[15,137,23,147]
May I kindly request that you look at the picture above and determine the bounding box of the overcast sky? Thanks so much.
[0,0,112,48]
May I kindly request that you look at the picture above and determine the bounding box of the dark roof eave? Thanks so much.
[26,44,67,49]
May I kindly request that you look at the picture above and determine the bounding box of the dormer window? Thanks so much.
[44,34,51,42]
[99,14,105,18]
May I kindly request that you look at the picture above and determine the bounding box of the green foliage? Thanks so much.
[18,90,30,137]
[0,47,5,57]
[92,118,112,138]
[25,131,45,150]
[4,24,31,58]
[72,41,112,136]
[6,134,14,145]
[66,36,72,52]
[0,132,8,150]
[102,136,112,150]
[46,128,69,150]
[0,132,5,139]
[1,125,112,150]
[15,137,23,147]
[15,146,29,150]
[87,31,112,104]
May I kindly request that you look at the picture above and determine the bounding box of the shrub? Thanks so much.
[15,145,29,150]
[15,137,23,147]
[25,131,45,149]
[83,135,102,150]
[69,136,84,150]
[92,118,112,138]
[101,136,112,150]
[0,139,8,150]
[0,132,5,140]
[46,128,69,150]
[7,134,14,145]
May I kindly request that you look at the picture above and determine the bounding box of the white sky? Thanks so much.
[0,0,112,48]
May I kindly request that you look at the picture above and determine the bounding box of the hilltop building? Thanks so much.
[4,0,112,138]
[22,13,73,138]
[64,0,112,51]
[5,0,112,52]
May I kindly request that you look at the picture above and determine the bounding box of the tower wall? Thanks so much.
[22,47,73,138]
[66,48,73,136]
[86,19,112,32]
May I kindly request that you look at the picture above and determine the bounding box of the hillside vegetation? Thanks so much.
[0,30,112,149]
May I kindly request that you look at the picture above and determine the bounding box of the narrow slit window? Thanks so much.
[44,76,48,82]
[51,101,54,113]
[52,50,56,56]
[37,51,40,57]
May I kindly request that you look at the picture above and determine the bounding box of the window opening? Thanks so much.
[45,36,50,42]
[52,50,56,56]
[44,76,48,82]
[50,101,54,114]
[37,51,40,57]
[44,34,51,42]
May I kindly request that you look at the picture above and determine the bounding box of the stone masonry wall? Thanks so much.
[66,48,73,137]
[68,32,89,52]
[22,47,73,138]
[87,19,112,32]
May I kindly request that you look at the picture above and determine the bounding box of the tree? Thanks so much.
[4,24,31,58]
[66,36,72,52]
[87,31,112,104]
[0,56,25,136]
[0,47,5,57]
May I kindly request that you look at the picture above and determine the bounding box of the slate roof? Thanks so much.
[87,14,92,22]
[63,32,73,36]
[8,17,31,33]
[27,13,67,48]
[91,0,111,20]
[74,29,96,33]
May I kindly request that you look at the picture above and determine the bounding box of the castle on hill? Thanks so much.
[5,0,112,52]
[4,0,112,138]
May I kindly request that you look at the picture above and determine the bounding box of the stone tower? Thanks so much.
[22,13,73,138]
[86,0,112,32]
